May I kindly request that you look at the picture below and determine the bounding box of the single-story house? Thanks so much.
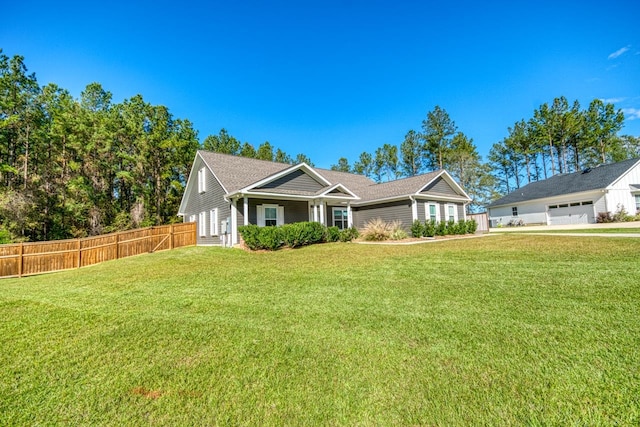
[487,157,640,226]
[178,151,471,245]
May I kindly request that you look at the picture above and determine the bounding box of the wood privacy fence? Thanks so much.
[0,222,196,279]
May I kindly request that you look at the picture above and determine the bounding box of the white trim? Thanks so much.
[198,211,207,237]
[231,200,238,245]
[410,197,418,222]
[257,203,283,227]
[446,204,458,222]
[331,206,349,229]
[210,208,219,236]
[347,203,353,227]
[317,183,360,199]
[417,170,472,201]
[426,202,440,222]
[197,167,206,194]
[319,202,325,225]
[243,197,249,226]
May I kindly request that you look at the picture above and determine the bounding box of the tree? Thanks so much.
[239,142,257,158]
[352,151,373,178]
[399,129,423,176]
[255,141,274,161]
[330,157,351,172]
[584,99,624,164]
[203,128,240,154]
[274,148,292,164]
[294,153,314,166]
[421,106,456,170]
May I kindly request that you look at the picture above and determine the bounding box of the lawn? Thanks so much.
[1,235,639,425]
[509,227,640,234]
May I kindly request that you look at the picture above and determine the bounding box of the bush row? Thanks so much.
[411,219,478,237]
[238,222,359,251]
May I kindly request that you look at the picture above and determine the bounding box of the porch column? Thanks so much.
[231,198,238,245]
[411,197,418,222]
[347,203,353,228]
[243,196,249,225]
[313,203,318,222]
[319,201,325,225]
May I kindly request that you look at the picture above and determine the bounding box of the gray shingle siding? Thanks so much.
[245,198,309,224]
[257,169,325,193]
[353,200,413,230]
[422,177,457,196]
[182,156,230,245]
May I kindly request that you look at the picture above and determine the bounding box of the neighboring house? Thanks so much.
[178,151,471,245]
[487,158,640,226]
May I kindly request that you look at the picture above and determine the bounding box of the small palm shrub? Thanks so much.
[389,220,408,240]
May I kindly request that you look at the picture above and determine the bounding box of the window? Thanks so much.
[636,195,640,212]
[197,167,206,193]
[570,202,581,207]
[427,203,439,222]
[264,207,277,226]
[582,200,593,205]
[210,208,219,236]
[198,211,206,237]
[257,204,284,227]
[448,204,457,222]
[548,205,558,209]
[332,207,349,229]
[511,206,518,217]
[559,204,568,208]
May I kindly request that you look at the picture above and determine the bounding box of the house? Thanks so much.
[487,158,640,226]
[178,151,471,245]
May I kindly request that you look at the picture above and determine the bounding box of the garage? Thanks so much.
[547,201,595,225]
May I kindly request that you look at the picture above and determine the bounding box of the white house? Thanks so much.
[488,158,640,226]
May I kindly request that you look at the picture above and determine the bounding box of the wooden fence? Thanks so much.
[0,222,196,279]
[468,212,489,233]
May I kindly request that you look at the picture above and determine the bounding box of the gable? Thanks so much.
[421,176,458,196]
[327,187,351,196]
[255,169,326,193]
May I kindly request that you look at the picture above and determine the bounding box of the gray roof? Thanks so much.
[488,158,640,207]
[198,150,468,203]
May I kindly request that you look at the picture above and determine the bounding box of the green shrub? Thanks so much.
[325,226,341,243]
[454,220,467,235]
[411,220,424,238]
[389,220,408,240]
[435,220,447,236]
[424,220,436,237]
[0,226,11,244]
[238,224,262,250]
[257,226,283,250]
[466,219,478,234]
[339,227,359,242]
[281,222,325,248]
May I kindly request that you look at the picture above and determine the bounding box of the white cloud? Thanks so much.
[608,46,630,59]
[601,97,625,104]
[622,108,640,120]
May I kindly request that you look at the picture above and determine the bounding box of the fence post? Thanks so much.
[18,242,23,278]
[77,239,82,269]
[115,232,120,260]
[169,224,174,250]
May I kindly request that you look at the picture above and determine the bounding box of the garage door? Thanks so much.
[548,203,594,225]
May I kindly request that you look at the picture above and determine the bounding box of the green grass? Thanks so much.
[513,227,640,234]
[1,235,639,425]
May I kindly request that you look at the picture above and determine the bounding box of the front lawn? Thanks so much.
[1,235,638,425]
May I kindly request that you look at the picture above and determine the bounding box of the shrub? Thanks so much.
[238,224,262,250]
[597,212,613,223]
[424,220,436,237]
[411,220,424,238]
[257,226,284,250]
[325,226,341,243]
[282,222,325,248]
[361,218,392,241]
[435,220,448,236]
[390,221,408,240]
[465,219,478,234]
[612,204,633,222]
[339,227,359,242]
[0,226,11,244]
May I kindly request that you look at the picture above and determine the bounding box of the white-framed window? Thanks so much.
[332,207,349,229]
[426,202,439,222]
[635,194,640,212]
[210,208,219,236]
[197,167,206,193]
[198,211,206,236]
[257,204,284,227]
[511,206,518,217]
[448,204,458,222]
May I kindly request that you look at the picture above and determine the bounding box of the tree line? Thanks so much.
[2,50,638,242]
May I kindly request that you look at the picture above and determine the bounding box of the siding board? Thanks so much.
[257,169,324,193]
[353,200,413,230]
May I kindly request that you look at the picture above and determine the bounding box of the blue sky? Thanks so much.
[2,0,639,168]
